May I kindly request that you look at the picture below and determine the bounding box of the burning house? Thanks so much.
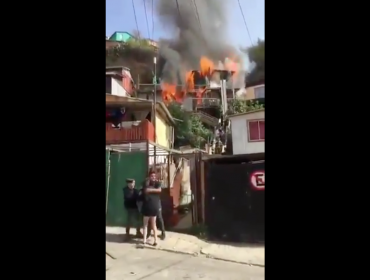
[134,0,249,152]
[151,0,247,109]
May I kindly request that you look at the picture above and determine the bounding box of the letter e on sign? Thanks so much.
[250,171,265,191]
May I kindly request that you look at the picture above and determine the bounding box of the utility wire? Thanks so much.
[131,0,141,42]
[191,0,206,44]
[143,0,151,39]
[151,0,154,39]
[237,0,253,46]
[131,0,142,93]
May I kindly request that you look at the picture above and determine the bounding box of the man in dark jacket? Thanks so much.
[145,176,166,240]
[123,179,141,238]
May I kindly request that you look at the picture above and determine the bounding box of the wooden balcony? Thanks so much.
[106,119,155,144]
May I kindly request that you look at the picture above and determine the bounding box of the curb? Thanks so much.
[146,246,265,267]
[200,251,264,267]
[139,244,200,256]
[210,256,265,267]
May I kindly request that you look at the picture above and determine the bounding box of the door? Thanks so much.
[206,163,251,242]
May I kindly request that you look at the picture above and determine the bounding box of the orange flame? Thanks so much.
[200,57,214,76]
[160,55,239,105]
[161,83,178,103]
[185,71,195,90]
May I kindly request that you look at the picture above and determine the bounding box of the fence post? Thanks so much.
[105,149,111,215]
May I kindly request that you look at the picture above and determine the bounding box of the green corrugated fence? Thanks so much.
[106,151,147,227]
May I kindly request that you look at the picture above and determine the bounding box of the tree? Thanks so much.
[243,39,265,85]
[167,102,212,148]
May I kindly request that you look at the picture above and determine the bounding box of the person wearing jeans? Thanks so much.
[123,179,141,239]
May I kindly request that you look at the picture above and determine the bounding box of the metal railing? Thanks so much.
[191,98,221,107]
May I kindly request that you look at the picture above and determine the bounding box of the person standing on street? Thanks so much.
[141,171,162,246]
[146,175,166,240]
[123,178,141,239]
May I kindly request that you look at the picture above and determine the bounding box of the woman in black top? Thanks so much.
[142,171,161,246]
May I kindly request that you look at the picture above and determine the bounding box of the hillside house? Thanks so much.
[244,82,265,101]
[106,95,175,151]
[229,109,265,155]
[106,31,158,50]
[106,66,134,97]
[106,95,185,229]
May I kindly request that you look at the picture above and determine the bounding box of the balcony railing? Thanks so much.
[184,97,264,112]
[190,98,221,108]
[106,119,155,144]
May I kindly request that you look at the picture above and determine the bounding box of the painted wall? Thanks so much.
[230,110,265,155]
[155,114,172,148]
[105,76,131,96]
[111,77,127,97]
[245,84,265,100]
[107,75,132,97]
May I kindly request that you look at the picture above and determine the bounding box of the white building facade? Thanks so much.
[229,109,265,155]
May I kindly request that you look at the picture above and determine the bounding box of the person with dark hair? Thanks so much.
[146,179,166,240]
[123,179,141,239]
[141,171,162,246]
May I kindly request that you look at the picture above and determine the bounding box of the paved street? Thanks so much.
[106,227,265,266]
[106,246,264,280]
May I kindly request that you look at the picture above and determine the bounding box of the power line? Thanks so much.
[143,0,151,39]
[191,0,206,44]
[237,0,253,46]
[151,0,154,39]
[131,0,141,40]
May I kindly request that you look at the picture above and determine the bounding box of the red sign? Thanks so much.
[250,171,265,191]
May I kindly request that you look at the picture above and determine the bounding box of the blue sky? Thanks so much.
[106,0,264,68]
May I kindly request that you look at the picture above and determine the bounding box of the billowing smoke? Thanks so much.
[155,0,246,89]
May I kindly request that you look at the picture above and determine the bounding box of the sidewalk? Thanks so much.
[106,227,264,267]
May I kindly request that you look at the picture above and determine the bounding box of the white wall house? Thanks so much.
[106,75,130,97]
[229,109,265,155]
[106,67,133,97]
[244,84,265,100]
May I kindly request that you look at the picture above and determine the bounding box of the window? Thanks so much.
[248,120,265,141]
[254,86,265,98]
